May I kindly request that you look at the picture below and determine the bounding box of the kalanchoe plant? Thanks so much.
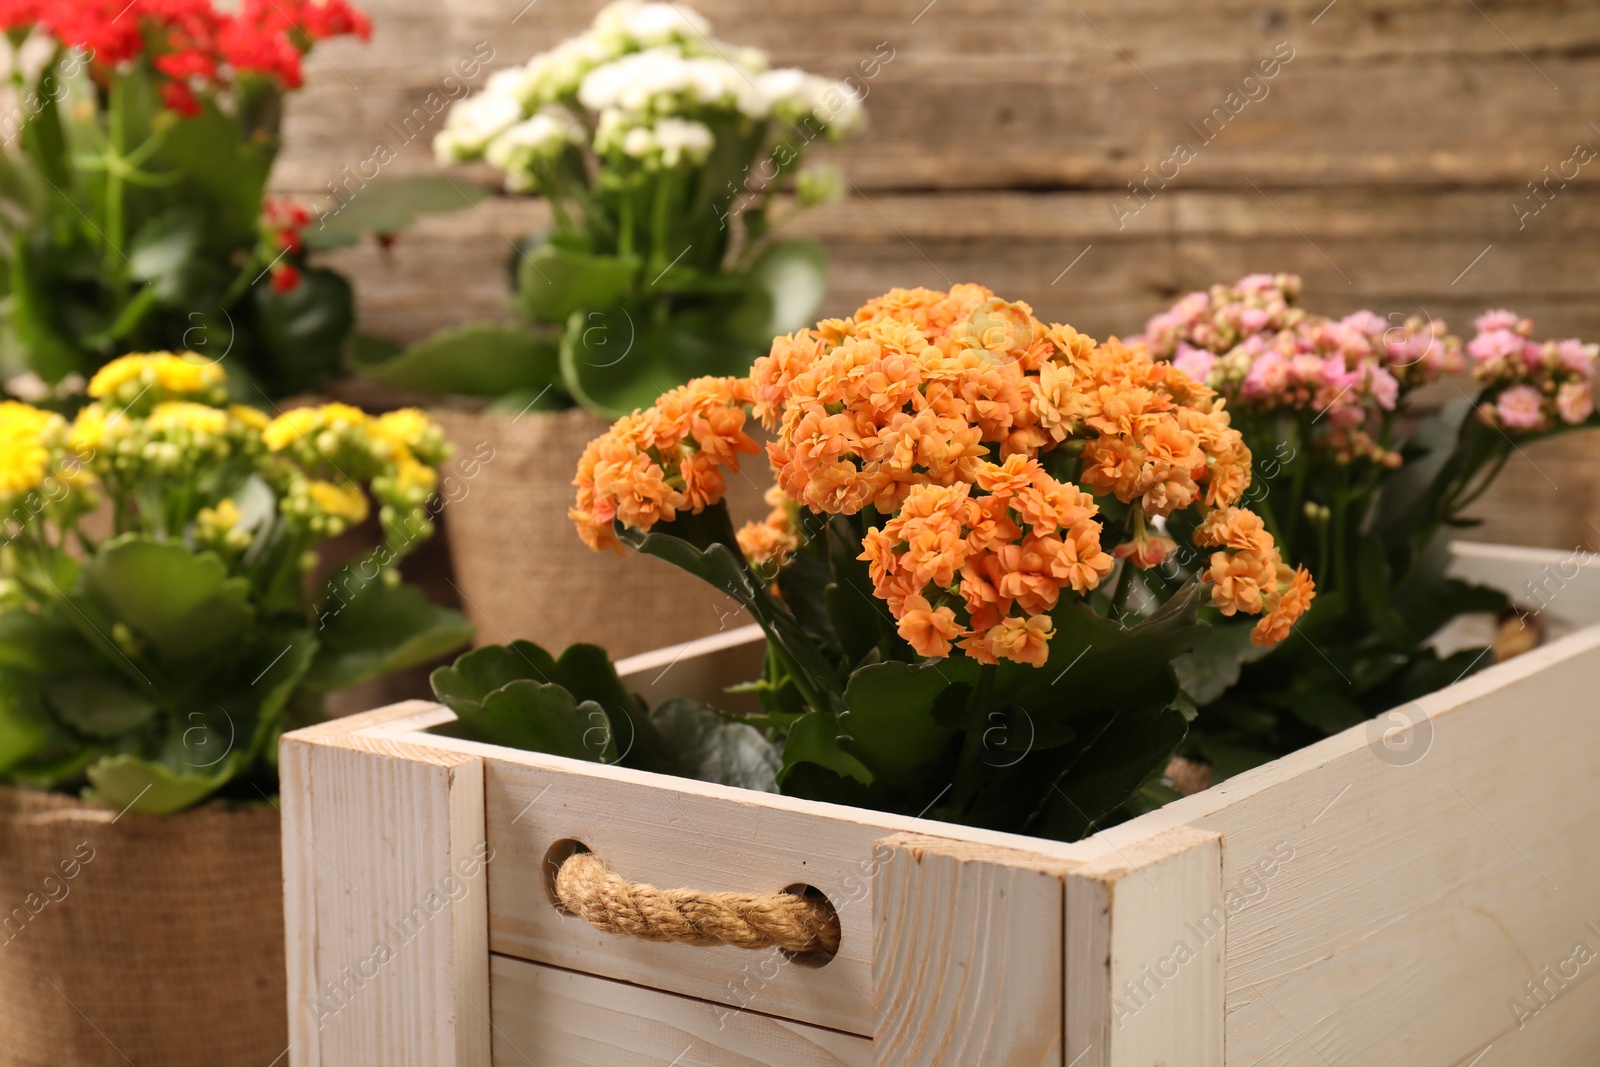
[438,285,1316,841]
[1139,276,1600,776]
[0,352,473,814]
[361,1,865,418]
[0,0,371,398]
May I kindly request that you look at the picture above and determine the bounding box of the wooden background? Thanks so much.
[275,0,1600,553]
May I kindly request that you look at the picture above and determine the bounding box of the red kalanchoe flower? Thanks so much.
[4,0,370,117]
[271,263,301,294]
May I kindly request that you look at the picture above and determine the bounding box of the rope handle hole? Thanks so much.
[541,837,841,966]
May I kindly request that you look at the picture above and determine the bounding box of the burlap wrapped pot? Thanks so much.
[434,407,765,658]
[0,787,286,1066]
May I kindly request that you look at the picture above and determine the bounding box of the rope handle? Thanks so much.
[551,849,841,957]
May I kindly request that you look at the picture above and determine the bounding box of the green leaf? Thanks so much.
[306,176,492,250]
[8,231,82,382]
[1030,703,1190,841]
[84,754,231,815]
[0,608,100,675]
[1171,621,1272,707]
[621,512,844,712]
[650,698,779,792]
[838,660,960,788]
[128,208,206,302]
[149,97,274,255]
[1281,689,1370,735]
[559,304,763,419]
[451,679,613,762]
[0,667,49,774]
[517,244,641,324]
[745,238,828,338]
[306,581,474,692]
[47,676,159,740]
[356,320,563,398]
[248,266,354,397]
[431,640,561,711]
[778,710,873,786]
[78,537,255,668]
[995,582,1210,717]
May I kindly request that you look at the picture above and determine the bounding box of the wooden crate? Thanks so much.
[281,543,1600,1066]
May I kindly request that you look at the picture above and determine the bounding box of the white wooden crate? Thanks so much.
[281,543,1600,1066]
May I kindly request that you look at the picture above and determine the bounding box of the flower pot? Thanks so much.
[0,788,285,1067]
[432,407,766,659]
[279,542,1600,1067]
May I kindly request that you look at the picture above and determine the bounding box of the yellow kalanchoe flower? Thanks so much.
[88,353,226,405]
[69,403,111,454]
[306,479,370,524]
[263,403,369,452]
[229,404,271,432]
[0,402,61,496]
[147,401,230,438]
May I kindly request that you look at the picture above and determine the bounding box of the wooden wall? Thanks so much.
[275,0,1600,552]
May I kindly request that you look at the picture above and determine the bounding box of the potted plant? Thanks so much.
[355,0,866,658]
[1136,275,1600,780]
[279,284,1600,1065]
[0,353,471,1065]
[0,0,411,401]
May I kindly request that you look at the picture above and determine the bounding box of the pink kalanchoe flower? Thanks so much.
[1555,339,1599,379]
[1557,381,1594,425]
[1495,385,1545,430]
[1474,309,1525,334]
[1466,328,1524,371]
[1362,364,1400,412]
[1172,343,1215,383]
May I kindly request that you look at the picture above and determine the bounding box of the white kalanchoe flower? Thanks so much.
[761,69,865,138]
[590,1,723,56]
[523,33,617,108]
[484,65,539,111]
[651,117,714,167]
[578,47,692,114]
[485,106,587,191]
[433,91,526,164]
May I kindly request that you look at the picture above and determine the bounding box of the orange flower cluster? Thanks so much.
[570,377,759,553]
[573,284,1317,667]
[1194,506,1317,646]
[736,485,802,572]
[859,455,1110,665]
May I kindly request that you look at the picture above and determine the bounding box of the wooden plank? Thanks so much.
[276,0,1600,192]
[1454,961,1600,1066]
[1063,828,1225,1067]
[1448,542,1600,630]
[1080,624,1600,1066]
[487,954,872,1066]
[281,708,491,1067]
[871,833,1067,1066]
[311,187,1600,349]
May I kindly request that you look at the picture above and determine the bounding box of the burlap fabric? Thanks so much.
[0,787,286,1067]
[434,407,765,659]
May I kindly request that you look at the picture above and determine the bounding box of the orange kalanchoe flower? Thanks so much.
[576,284,1316,666]
[570,376,758,553]
[736,485,803,573]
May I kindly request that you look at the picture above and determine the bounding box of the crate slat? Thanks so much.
[487,954,872,1066]
[281,702,492,1066]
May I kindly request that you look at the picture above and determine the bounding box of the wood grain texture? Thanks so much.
[1063,828,1225,1067]
[275,0,1600,192]
[487,954,871,1066]
[1455,960,1600,1067]
[872,833,1068,1067]
[280,708,491,1067]
[1083,621,1600,1067]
